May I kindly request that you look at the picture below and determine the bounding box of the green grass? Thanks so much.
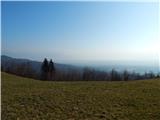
[2,72,160,120]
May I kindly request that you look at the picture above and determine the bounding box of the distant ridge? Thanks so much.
[1,55,159,74]
[1,55,82,74]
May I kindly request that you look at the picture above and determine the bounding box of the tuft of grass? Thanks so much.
[2,72,160,120]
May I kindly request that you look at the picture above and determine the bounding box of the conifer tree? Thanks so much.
[48,59,55,80]
[41,58,49,80]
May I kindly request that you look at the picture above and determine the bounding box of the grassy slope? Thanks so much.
[2,72,160,120]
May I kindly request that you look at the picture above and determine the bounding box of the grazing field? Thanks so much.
[2,72,160,120]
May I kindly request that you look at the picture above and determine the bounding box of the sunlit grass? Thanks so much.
[2,72,160,120]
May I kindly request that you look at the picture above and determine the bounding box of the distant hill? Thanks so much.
[1,55,158,81]
[1,55,82,74]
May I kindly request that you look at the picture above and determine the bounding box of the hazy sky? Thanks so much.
[2,1,159,65]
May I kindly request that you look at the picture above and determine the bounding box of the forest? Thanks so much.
[2,57,159,81]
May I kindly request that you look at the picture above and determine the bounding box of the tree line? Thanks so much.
[2,58,159,81]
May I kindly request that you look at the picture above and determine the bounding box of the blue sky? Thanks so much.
[2,1,159,65]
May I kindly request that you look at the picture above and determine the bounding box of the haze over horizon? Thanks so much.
[2,1,159,66]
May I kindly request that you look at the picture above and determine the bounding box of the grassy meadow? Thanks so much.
[2,72,160,120]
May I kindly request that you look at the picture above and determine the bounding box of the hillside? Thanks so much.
[2,72,160,120]
[1,55,82,73]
